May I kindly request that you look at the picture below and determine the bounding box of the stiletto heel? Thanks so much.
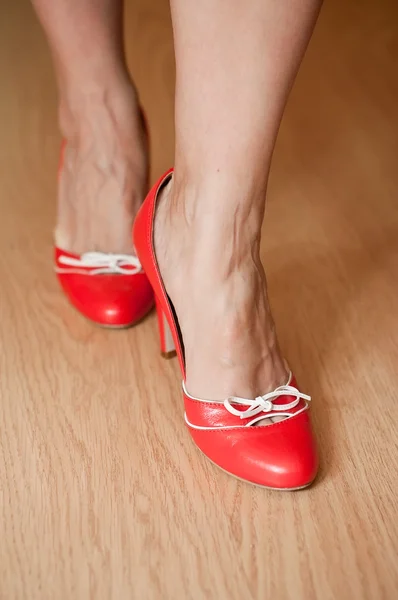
[133,169,318,490]
[155,297,177,359]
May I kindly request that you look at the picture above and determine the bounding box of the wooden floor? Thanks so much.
[1,0,397,598]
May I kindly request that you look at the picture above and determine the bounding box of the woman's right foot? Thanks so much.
[55,78,154,327]
[56,79,148,256]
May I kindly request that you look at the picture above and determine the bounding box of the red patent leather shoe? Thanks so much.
[55,112,154,328]
[133,169,319,489]
[55,247,154,327]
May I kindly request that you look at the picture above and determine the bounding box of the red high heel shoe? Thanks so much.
[55,113,154,328]
[55,247,153,328]
[133,169,319,489]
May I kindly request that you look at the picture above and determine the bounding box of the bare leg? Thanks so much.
[32,0,148,254]
[156,0,322,404]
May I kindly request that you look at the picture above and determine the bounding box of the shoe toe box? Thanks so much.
[190,411,318,490]
[58,272,154,327]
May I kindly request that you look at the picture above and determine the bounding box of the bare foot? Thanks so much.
[154,177,289,421]
[55,80,148,255]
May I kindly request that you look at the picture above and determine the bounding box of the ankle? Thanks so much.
[55,77,148,255]
[58,76,141,144]
[157,176,266,276]
[154,175,287,400]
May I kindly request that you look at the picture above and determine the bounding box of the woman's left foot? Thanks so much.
[134,170,318,489]
[154,177,289,404]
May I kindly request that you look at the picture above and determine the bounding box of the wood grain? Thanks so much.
[0,0,397,598]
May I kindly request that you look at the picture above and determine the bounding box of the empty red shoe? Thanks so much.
[133,169,319,489]
[55,248,154,327]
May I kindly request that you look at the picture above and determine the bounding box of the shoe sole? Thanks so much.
[97,322,136,330]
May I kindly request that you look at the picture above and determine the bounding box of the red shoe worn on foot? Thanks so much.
[55,247,154,328]
[133,169,319,489]
[54,112,154,328]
